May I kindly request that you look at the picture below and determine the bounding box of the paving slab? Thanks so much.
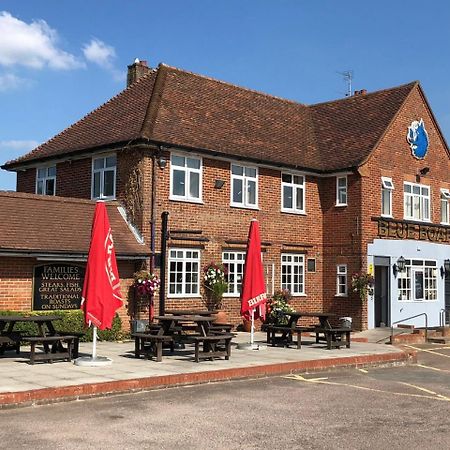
[0,332,414,407]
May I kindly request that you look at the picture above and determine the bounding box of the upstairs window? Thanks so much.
[336,176,347,206]
[404,182,430,222]
[92,155,116,200]
[381,177,394,217]
[36,166,56,196]
[281,173,305,214]
[336,264,348,296]
[170,153,202,202]
[441,189,450,224]
[231,164,258,208]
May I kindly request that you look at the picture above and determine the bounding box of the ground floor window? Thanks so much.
[281,253,305,295]
[168,249,200,297]
[336,264,347,296]
[222,251,246,295]
[397,259,437,301]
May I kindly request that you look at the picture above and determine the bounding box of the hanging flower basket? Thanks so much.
[351,272,374,301]
[203,262,229,310]
[133,270,160,297]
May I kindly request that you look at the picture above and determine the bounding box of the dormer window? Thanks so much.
[36,166,56,196]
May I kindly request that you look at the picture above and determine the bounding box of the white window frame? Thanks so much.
[441,189,450,225]
[281,172,306,214]
[403,181,430,222]
[36,165,56,196]
[169,152,203,203]
[336,176,348,206]
[91,154,117,200]
[168,248,201,298]
[222,251,246,297]
[336,264,348,297]
[397,259,437,302]
[381,177,394,217]
[281,253,305,296]
[230,163,258,209]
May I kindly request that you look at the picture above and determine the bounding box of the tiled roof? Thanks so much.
[0,192,148,257]
[3,64,417,172]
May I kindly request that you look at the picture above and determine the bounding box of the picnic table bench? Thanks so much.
[0,331,21,355]
[315,327,352,349]
[132,332,175,362]
[186,333,233,362]
[22,335,76,364]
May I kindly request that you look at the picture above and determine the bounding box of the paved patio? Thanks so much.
[0,332,413,407]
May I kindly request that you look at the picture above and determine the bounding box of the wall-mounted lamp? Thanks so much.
[158,156,167,169]
[214,179,226,189]
[440,259,450,278]
[393,256,406,277]
[419,167,430,176]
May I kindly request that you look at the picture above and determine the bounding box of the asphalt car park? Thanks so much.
[1,344,449,449]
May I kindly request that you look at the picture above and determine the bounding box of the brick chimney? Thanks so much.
[354,89,367,96]
[127,58,151,87]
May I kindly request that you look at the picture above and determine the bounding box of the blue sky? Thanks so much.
[1,1,450,190]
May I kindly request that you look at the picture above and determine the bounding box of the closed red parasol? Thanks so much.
[240,219,267,346]
[81,201,123,330]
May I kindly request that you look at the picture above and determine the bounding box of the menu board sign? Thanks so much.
[33,264,85,310]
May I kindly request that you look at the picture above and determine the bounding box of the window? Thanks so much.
[398,259,437,301]
[281,253,305,295]
[231,164,258,208]
[281,173,305,214]
[222,251,246,296]
[381,177,394,217]
[404,182,430,221]
[336,265,347,296]
[170,153,202,202]
[36,166,56,196]
[441,189,450,224]
[92,155,116,199]
[336,176,347,206]
[168,249,200,297]
[307,258,316,273]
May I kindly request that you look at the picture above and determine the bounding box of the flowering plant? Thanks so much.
[203,262,228,309]
[265,289,296,325]
[351,272,374,301]
[133,270,160,297]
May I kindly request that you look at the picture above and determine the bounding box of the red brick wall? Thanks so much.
[16,169,35,193]
[0,256,137,331]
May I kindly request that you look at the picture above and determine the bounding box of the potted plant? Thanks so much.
[265,289,296,327]
[131,269,160,329]
[203,262,229,322]
[351,272,374,301]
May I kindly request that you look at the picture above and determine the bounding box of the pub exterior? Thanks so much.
[2,59,450,330]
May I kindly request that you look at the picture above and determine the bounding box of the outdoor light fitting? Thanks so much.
[214,179,225,189]
[158,156,167,169]
[419,167,430,176]
[393,256,406,277]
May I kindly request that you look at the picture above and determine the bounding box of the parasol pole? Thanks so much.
[250,308,255,346]
[92,325,98,360]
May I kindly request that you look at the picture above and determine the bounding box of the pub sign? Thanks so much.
[33,263,85,310]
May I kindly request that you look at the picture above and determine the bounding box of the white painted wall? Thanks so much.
[368,239,448,328]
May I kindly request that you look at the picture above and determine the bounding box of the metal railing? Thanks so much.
[390,313,428,342]
[440,308,450,327]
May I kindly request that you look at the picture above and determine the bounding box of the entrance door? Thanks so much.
[445,272,450,325]
[375,266,389,327]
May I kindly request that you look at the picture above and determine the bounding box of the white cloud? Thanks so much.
[0,73,31,91]
[83,38,116,67]
[0,11,83,70]
[83,38,125,82]
[0,140,39,151]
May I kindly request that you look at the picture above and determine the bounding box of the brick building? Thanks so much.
[2,59,450,330]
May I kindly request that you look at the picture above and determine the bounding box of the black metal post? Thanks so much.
[159,211,169,316]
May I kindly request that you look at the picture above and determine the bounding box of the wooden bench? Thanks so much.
[54,331,84,358]
[0,332,21,355]
[266,325,317,348]
[22,335,75,364]
[132,332,175,362]
[187,333,233,362]
[315,327,351,349]
[208,323,234,333]
[293,326,318,348]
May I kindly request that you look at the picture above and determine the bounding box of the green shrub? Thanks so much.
[0,310,123,342]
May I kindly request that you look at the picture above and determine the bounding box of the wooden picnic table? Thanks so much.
[0,315,82,362]
[265,311,336,348]
[164,309,219,316]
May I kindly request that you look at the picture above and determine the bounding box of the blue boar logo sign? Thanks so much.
[407,118,429,159]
